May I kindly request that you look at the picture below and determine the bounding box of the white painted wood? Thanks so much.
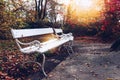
[54,28,63,33]
[11,28,74,53]
[11,28,54,38]
[37,35,73,53]
[11,28,63,38]
[20,35,73,53]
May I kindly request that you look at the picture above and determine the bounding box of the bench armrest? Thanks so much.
[58,33,73,38]
[16,39,41,47]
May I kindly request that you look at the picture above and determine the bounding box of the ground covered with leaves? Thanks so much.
[0,37,120,80]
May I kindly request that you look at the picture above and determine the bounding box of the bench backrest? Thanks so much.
[11,28,63,39]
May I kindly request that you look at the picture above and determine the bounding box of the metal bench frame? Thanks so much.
[11,28,74,76]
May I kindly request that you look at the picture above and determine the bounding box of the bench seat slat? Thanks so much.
[20,38,58,53]
[38,35,73,53]
[20,35,73,53]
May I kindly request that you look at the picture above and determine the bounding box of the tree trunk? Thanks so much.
[110,38,120,51]
[42,0,47,20]
[35,0,48,21]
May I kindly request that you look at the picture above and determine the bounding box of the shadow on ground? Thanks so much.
[26,52,70,80]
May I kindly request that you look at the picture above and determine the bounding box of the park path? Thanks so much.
[27,37,120,80]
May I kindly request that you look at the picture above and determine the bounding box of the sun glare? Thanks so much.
[64,0,70,5]
[79,0,93,9]
[62,0,105,25]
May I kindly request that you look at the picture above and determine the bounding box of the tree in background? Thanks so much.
[100,0,120,40]
[47,0,64,28]
[0,0,10,39]
[0,0,35,39]
[0,0,5,29]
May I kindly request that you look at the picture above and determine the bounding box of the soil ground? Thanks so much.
[26,37,120,80]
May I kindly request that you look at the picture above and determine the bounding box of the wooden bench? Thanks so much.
[11,28,74,76]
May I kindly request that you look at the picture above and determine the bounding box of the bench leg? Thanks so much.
[59,41,74,55]
[22,53,47,77]
[41,54,47,77]
[68,45,74,54]
[66,41,74,55]
[64,46,71,55]
[69,41,74,54]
